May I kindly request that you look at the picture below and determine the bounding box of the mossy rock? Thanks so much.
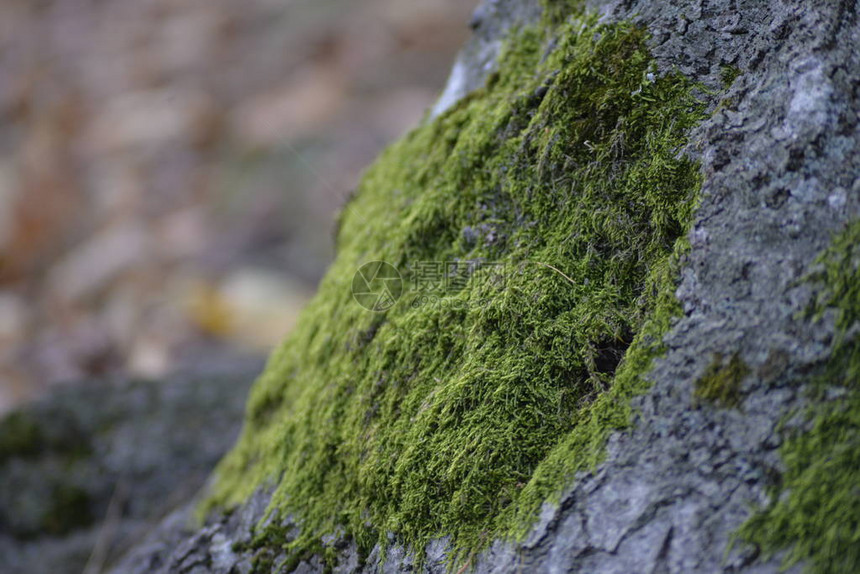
[74,1,860,573]
[205,7,709,569]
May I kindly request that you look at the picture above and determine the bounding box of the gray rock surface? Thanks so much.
[0,370,257,574]
[431,0,542,117]
[8,0,860,572]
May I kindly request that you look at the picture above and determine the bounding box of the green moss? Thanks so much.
[205,14,709,571]
[720,65,743,89]
[540,0,585,26]
[0,412,44,462]
[736,220,860,574]
[693,353,750,409]
[0,406,91,464]
[41,483,94,537]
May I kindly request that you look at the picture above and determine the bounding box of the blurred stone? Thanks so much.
[188,268,310,351]
[88,161,144,221]
[0,158,19,252]
[0,371,258,574]
[156,207,207,260]
[49,223,150,304]
[85,89,214,153]
[231,68,345,148]
[128,334,171,379]
[0,292,27,345]
[219,268,310,350]
[157,10,224,76]
[0,367,30,417]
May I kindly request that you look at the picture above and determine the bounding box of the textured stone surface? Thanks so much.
[431,0,542,117]
[10,0,860,572]
[0,369,257,574]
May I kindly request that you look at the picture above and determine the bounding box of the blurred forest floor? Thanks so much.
[0,0,476,412]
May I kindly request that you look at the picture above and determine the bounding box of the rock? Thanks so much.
[431,0,542,117]
[0,372,257,574]
[117,0,860,570]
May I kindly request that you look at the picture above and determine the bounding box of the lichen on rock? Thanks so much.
[693,353,751,409]
[204,7,710,569]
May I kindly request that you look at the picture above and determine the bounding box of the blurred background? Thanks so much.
[0,0,477,413]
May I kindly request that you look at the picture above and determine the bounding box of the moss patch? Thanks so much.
[206,13,709,571]
[541,0,587,26]
[736,220,860,574]
[0,412,44,462]
[41,484,94,537]
[693,353,750,409]
[720,65,743,89]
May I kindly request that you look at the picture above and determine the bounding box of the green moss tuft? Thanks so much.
[540,0,584,26]
[205,14,709,570]
[736,220,860,574]
[720,65,743,89]
[693,353,750,409]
